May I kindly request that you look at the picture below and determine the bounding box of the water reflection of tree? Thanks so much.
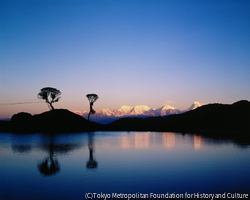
[10,133,90,176]
[86,132,98,170]
[36,134,86,177]
[37,136,60,177]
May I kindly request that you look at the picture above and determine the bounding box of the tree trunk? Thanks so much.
[46,103,51,110]
[88,112,90,121]
[50,103,54,110]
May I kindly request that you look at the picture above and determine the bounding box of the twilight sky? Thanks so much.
[1,0,250,118]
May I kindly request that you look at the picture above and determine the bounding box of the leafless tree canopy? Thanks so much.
[38,87,61,110]
[86,94,98,121]
[86,94,98,104]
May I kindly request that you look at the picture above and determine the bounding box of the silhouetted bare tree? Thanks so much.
[86,94,98,121]
[38,87,61,110]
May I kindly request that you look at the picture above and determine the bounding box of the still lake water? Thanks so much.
[0,131,249,200]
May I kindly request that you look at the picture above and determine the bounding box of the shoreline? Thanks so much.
[1,100,250,134]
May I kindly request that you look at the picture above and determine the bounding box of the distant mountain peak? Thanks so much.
[118,105,133,112]
[130,105,151,113]
[77,101,205,124]
[162,105,176,110]
[96,109,113,116]
[194,101,203,105]
[185,101,205,112]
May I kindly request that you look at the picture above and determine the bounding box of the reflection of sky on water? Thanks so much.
[0,132,250,199]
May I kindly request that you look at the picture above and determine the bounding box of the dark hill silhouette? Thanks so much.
[6,109,102,133]
[104,100,250,133]
[0,100,249,134]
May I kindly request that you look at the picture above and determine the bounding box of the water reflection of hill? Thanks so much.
[10,133,87,155]
[197,132,250,148]
[9,133,99,176]
[8,131,250,157]
[6,131,250,177]
[12,144,32,153]
[1,131,250,197]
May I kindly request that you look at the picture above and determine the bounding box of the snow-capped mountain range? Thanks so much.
[76,101,204,124]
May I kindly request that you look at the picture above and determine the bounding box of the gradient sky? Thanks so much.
[1,0,250,118]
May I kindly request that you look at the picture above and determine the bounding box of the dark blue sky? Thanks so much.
[1,0,250,118]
